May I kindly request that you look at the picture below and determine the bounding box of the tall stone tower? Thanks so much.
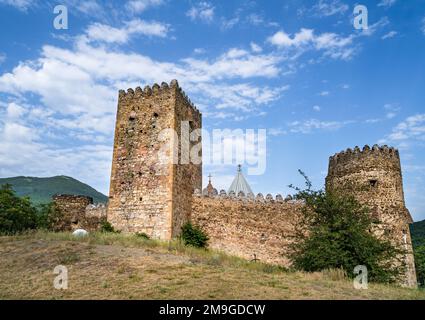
[108,80,202,240]
[325,144,417,287]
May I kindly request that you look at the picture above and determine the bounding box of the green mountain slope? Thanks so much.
[411,219,425,248]
[0,176,108,205]
[410,220,425,286]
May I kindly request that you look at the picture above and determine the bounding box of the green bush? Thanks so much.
[288,170,404,284]
[181,222,209,248]
[0,184,38,234]
[100,220,119,233]
[135,232,150,240]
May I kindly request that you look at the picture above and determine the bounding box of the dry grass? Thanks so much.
[0,231,424,300]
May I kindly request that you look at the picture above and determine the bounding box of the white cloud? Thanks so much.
[312,0,349,17]
[191,82,289,112]
[380,114,425,147]
[0,0,33,11]
[267,28,314,48]
[382,31,398,39]
[86,19,169,43]
[267,28,356,60]
[341,84,350,89]
[6,102,26,119]
[319,91,329,96]
[0,33,286,143]
[193,48,206,55]
[313,105,321,112]
[289,119,351,134]
[0,129,112,194]
[378,0,397,7]
[250,42,262,53]
[86,23,130,44]
[187,2,215,23]
[246,14,263,26]
[221,16,240,30]
[1,122,34,143]
[61,0,106,19]
[0,53,6,64]
[182,48,283,80]
[126,0,163,13]
[361,17,390,37]
[384,103,401,119]
[0,18,293,191]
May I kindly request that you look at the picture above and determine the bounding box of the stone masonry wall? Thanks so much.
[171,87,202,237]
[326,144,417,287]
[86,203,108,219]
[108,80,202,239]
[191,193,303,266]
[105,80,416,287]
[52,195,105,231]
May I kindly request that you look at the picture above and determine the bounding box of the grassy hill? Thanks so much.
[0,231,424,300]
[0,176,108,205]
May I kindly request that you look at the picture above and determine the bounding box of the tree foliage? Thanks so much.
[289,170,405,284]
[100,220,120,233]
[0,184,38,234]
[181,222,209,248]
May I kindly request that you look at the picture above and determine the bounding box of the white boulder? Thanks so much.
[72,229,89,237]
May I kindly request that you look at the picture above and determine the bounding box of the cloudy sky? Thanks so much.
[0,0,424,220]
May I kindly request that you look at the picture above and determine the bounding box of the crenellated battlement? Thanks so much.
[328,144,401,176]
[118,80,201,116]
[330,144,399,162]
[193,189,300,204]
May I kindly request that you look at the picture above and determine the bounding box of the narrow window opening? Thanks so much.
[369,179,378,188]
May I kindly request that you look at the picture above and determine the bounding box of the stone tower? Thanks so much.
[325,144,417,287]
[107,80,202,240]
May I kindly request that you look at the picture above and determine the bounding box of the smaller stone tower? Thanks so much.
[108,80,202,240]
[326,144,417,287]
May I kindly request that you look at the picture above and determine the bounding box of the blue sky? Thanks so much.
[0,0,424,220]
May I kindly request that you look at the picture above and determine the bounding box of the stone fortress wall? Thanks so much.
[52,195,107,231]
[51,80,418,287]
[191,191,303,266]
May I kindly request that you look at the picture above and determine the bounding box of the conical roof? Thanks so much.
[228,165,253,195]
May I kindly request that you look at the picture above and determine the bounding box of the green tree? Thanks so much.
[289,170,404,284]
[181,222,209,248]
[0,184,38,234]
[35,202,62,230]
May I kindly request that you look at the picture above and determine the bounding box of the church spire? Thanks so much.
[228,165,253,195]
